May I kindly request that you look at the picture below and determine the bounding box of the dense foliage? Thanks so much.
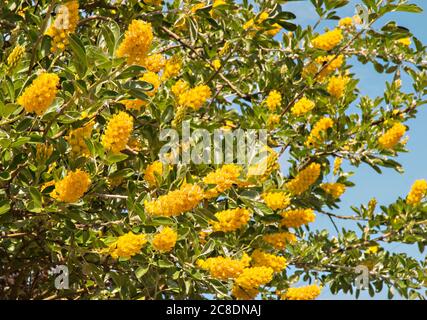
[0,0,426,300]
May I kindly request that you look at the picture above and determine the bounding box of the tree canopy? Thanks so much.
[0,0,426,300]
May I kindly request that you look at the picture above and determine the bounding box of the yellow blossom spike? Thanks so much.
[108,232,147,259]
[281,284,321,300]
[263,232,297,250]
[312,28,343,51]
[235,266,274,290]
[144,183,204,216]
[152,227,177,252]
[178,85,211,110]
[101,111,134,154]
[291,97,315,116]
[210,208,251,232]
[321,182,346,199]
[116,20,153,65]
[265,90,282,111]
[280,208,316,228]
[50,169,91,203]
[378,123,406,149]
[406,179,427,205]
[251,249,287,272]
[144,160,164,187]
[17,73,60,115]
[286,163,321,195]
[261,191,290,210]
[197,254,250,280]
[305,117,334,148]
[203,164,242,199]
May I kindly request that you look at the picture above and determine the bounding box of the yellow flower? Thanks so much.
[333,157,343,175]
[17,73,60,115]
[267,114,280,129]
[50,169,91,203]
[397,37,411,47]
[232,285,258,300]
[198,254,250,280]
[162,55,182,80]
[45,1,79,53]
[36,143,53,163]
[140,71,161,97]
[101,112,134,154]
[378,123,406,149]
[120,99,146,111]
[203,164,242,198]
[109,232,147,259]
[235,266,274,290]
[305,117,334,148]
[66,121,94,157]
[312,28,343,51]
[265,90,282,111]
[338,17,354,28]
[327,75,349,98]
[144,183,204,216]
[178,85,211,110]
[116,20,153,65]
[144,160,164,187]
[265,23,282,36]
[210,208,251,232]
[141,53,166,73]
[251,249,287,272]
[406,179,427,205]
[280,208,316,228]
[171,79,190,97]
[152,227,177,252]
[263,232,297,250]
[291,97,315,116]
[262,192,290,210]
[212,59,221,71]
[7,44,25,69]
[366,245,379,254]
[281,285,321,300]
[243,19,255,30]
[243,146,279,184]
[321,182,346,198]
[304,55,345,81]
[286,163,321,195]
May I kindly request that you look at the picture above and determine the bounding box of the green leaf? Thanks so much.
[68,34,88,77]
[0,200,11,215]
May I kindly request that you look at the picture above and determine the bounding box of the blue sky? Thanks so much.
[281,0,427,299]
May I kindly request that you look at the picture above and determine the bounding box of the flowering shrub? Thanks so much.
[0,0,426,300]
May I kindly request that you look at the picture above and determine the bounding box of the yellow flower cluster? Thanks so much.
[397,37,411,47]
[333,157,343,175]
[251,249,287,272]
[141,53,166,73]
[178,85,212,110]
[280,209,316,228]
[116,20,153,65]
[162,55,182,80]
[327,75,349,98]
[203,164,242,198]
[7,44,25,69]
[232,285,259,300]
[291,97,315,116]
[17,73,60,115]
[45,1,79,52]
[267,114,280,129]
[197,254,251,280]
[281,284,321,300]
[36,143,53,163]
[321,182,346,199]
[244,146,279,183]
[211,59,221,71]
[210,208,251,232]
[406,179,427,205]
[378,123,406,149]
[140,71,161,97]
[286,163,321,195]
[50,169,91,203]
[339,17,353,28]
[152,227,177,252]
[101,112,134,154]
[144,183,204,216]
[144,160,164,187]
[312,28,343,51]
[66,121,94,157]
[265,90,282,111]
[262,191,290,210]
[305,117,334,147]
[109,232,147,259]
[171,79,190,97]
[121,99,146,111]
[263,232,297,250]
[235,266,274,291]
[304,55,345,81]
